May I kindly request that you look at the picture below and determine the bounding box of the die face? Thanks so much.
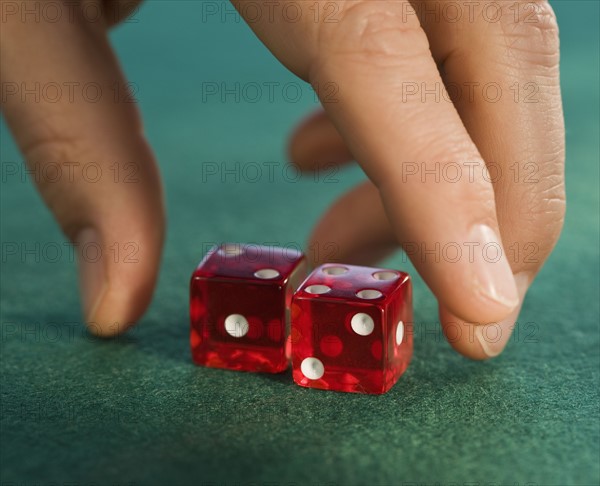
[193,243,304,284]
[293,264,409,304]
[291,298,388,393]
[190,244,306,373]
[291,264,412,394]
[191,279,288,372]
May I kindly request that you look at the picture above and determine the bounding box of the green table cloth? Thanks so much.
[1,1,598,484]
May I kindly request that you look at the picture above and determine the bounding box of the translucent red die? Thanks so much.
[291,264,413,394]
[190,244,306,373]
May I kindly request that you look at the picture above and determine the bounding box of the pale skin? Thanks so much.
[1,0,565,359]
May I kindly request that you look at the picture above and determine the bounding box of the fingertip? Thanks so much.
[85,280,153,338]
[307,182,398,267]
[442,292,519,331]
[287,112,316,168]
[440,307,516,361]
[83,250,161,337]
[440,273,530,360]
[288,110,352,171]
[76,192,165,338]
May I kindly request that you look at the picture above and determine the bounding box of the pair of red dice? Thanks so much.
[190,244,413,394]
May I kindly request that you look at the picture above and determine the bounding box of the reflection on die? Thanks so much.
[190,244,306,373]
[291,264,413,394]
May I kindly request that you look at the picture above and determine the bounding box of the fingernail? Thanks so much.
[475,272,530,357]
[469,224,520,310]
[75,228,107,321]
[475,311,519,358]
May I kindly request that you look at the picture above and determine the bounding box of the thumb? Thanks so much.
[1,4,164,336]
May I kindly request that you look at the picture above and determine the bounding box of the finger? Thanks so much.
[308,1,520,323]
[1,3,164,336]
[308,181,397,266]
[305,181,526,358]
[417,1,566,358]
[288,110,353,171]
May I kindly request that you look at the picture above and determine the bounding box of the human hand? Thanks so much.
[2,1,565,360]
[1,0,163,336]
[240,0,566,359]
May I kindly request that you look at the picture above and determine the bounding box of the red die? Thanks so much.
[291,264,413,394]
[190,244,306,373]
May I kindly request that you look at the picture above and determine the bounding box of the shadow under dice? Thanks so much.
[190,244,306,373]
[291,264,413,394]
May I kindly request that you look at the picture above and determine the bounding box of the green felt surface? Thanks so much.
[1,1,599,485]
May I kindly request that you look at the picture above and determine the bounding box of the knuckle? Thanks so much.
[316,1,429,62]
[24,134,84,182]
[523,175,566,235]
[497,1,560,69]
[504,179,566,273]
